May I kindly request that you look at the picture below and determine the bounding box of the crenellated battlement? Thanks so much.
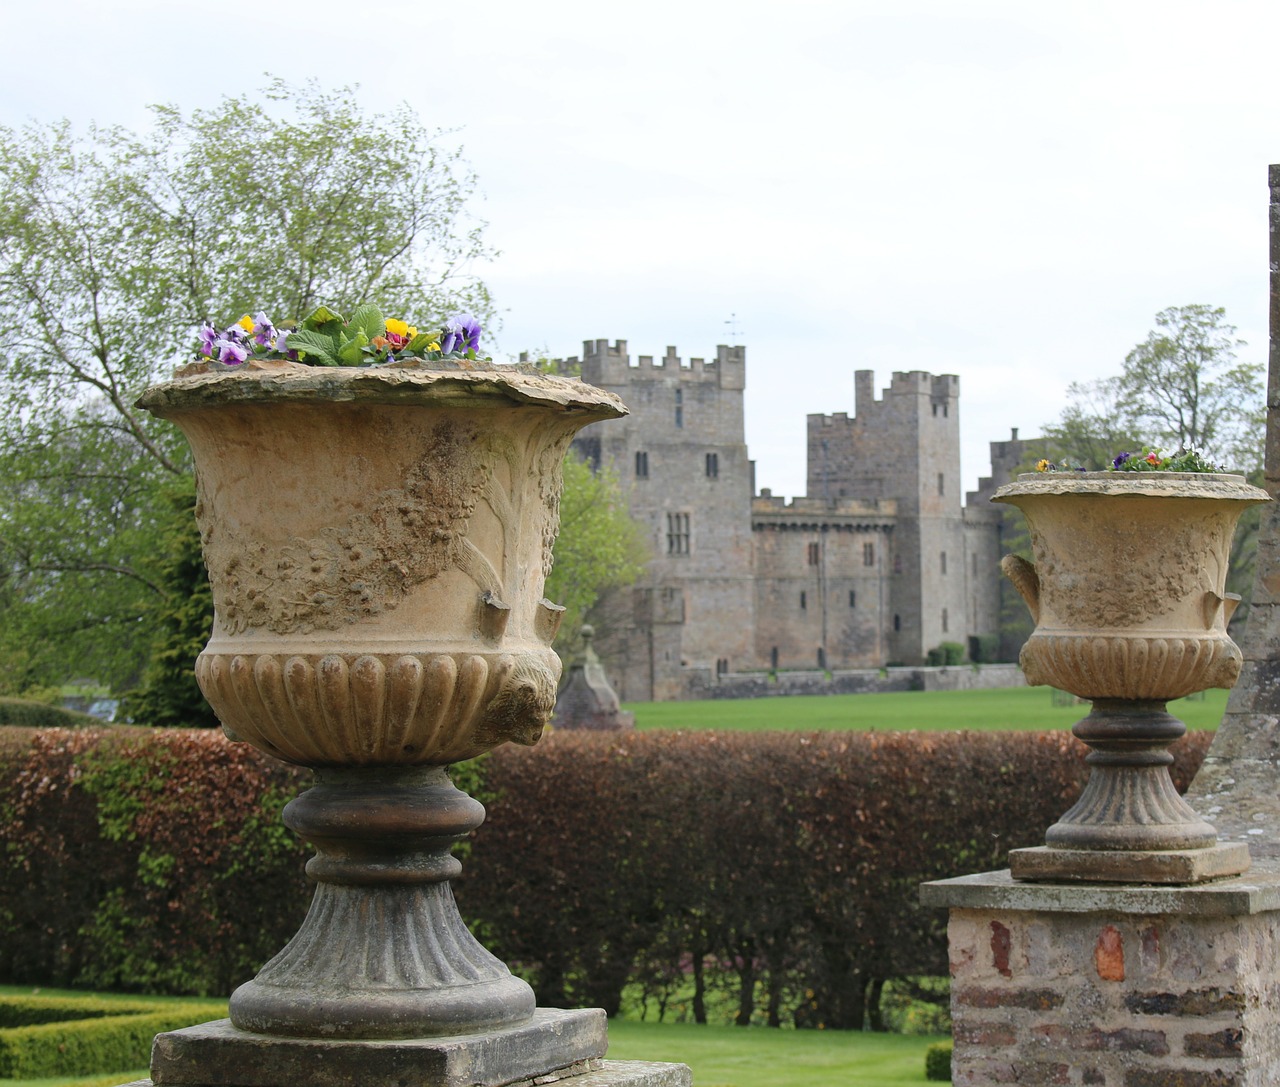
[565,337,746,391]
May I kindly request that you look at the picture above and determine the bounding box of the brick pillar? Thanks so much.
[923,875,1280,1086]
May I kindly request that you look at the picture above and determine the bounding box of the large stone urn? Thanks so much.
[994,470,1270,883]
[134,360,629,1083]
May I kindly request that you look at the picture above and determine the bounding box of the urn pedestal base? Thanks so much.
[117,1009,692,1087]
[1009,841,1253,884]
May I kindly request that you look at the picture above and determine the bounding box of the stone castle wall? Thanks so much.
[564,341,1016,702]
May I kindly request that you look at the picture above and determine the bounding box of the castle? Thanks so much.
[565,338,1030,703]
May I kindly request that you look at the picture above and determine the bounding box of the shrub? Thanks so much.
[0,995,170,1027]
[0,726,1211,1028]
[925,1041,952,1081]
[459,729,1210,1029]
[0,698,97,728]
[0,1002,226,1078]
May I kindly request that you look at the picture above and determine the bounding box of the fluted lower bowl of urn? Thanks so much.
[138,359,626,1037]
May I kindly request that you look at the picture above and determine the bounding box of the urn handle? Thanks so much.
[1202,590,1242,631]
[1000,554,1040,624]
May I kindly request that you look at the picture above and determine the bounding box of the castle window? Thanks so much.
[863,541,875,567]
[675,388,683,429]
[940,551,947,575]
[849,590,856,608]
[973,553,978,576]
[817,647,826,669]
[894,614,901,632]
[807,541,820,566]
[771,646,779,669]
[666,512,690,555]
[938,472,945,496]
[942,607,949,633]
[706,452,719,478]
[635,450,649,479]
[800,590,807,610]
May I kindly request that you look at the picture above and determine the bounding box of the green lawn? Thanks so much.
[607,1019,942,1087]
[0,987,942,1087]
[624,685,1228,733]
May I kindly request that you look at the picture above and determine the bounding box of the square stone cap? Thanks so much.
[921,866,1280,916]
[114,1059,691,1087]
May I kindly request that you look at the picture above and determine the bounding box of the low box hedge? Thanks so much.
[0,999,226,1078]
[0,994,173,1027]
[925,1040,952,1080]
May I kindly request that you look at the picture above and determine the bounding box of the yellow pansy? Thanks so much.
[1035,459,1050,472]
[385,318,410,338]
[237,314,254,333]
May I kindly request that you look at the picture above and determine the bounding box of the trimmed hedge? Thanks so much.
[0,726,1211,1029]
[0,1001,226,1078]
[925,1040,952,1080]
[0,994,174,1027]
[0,698,97,728]
[456,729,1211,1027]
[0,728,312,995]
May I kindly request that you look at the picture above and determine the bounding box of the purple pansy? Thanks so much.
[199,321,219,358]
[441,314,482,354]
[215,337,249,365]
[1112,452,1132,470]
[252,312,276,347]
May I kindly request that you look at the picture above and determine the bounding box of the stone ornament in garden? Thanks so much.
[130,310,695,1087]
[995,459,1270,883]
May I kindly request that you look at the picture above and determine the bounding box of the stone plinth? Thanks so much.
[921,869,1280,1086]
[117,1059,691,1087]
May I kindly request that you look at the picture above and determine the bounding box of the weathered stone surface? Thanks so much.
[116,1057,691,1087]
[922,868,1280,916]
[935,889,1280,1086]
[147,1009,608,1087]
[1009,843,1253,885]
[553,627,635,732]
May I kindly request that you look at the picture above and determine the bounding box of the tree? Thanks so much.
[0,79,495,691]
[1118,305,1262,473]
[543,453,648,662]
[1041,305,1263,473]
[1019,304,1265,642]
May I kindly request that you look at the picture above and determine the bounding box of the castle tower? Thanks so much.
[565,339,755,701]
[806,371,973,664]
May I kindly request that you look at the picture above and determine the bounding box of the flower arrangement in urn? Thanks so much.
[136,307,627,1073]
[994,449,1269,884]
[198,305,484,368]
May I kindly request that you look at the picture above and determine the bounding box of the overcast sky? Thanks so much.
[3,0,1277,497]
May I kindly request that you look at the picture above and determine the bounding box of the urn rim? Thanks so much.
[992,470,1270,505]
[135,358,628,421]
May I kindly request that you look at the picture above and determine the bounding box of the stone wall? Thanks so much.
[945,896,1280,1087]
[683,662,1026,700]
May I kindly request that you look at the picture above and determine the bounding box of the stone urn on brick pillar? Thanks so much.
[135,360,631,1085]
[994,471,1270,884]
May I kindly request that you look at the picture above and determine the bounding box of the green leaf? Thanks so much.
[406,331,439,352]
[338,332,369,365]
[302,305,345,333]
[348,305,385,340]
[284,329,340,365]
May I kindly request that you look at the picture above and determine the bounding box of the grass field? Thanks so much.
[0,987,942,1087]
[624,685,1229,732]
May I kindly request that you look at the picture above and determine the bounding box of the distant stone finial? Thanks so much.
[552,625,636,732]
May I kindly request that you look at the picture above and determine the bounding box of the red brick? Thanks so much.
[990,920,1013,978]
[1184,1028,1244,1059]
[1095,924,1125,982]
[956,986,1064,1010]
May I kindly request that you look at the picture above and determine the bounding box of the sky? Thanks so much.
[2,0,1277,498]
